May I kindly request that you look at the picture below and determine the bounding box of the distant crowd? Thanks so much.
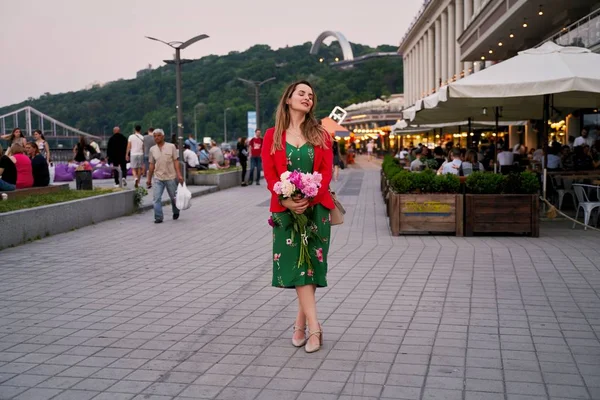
[396,128,600,175]
[0,128,51,191]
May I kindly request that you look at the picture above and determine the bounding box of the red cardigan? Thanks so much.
[261,127,334,213]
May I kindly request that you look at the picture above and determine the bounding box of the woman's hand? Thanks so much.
[282,197,310,214]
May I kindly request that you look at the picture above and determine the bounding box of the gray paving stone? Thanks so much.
[1,159,600,400]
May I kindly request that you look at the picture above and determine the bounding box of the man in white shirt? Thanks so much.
[441,148,462,175]
[183,144,199,168]
[126,125,145,188]
[573,128,594,148]
[497,146,514,166]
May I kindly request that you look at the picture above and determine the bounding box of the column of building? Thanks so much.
[434,19,441,89]
[463,0,473,76]
[441,10,448,85]
[455,0,463,79]
[448,2,455,84]
[427,27,434,95]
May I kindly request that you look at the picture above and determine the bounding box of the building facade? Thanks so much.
[400,0,599,107]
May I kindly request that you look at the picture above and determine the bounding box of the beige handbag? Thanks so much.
[330,190,345,225]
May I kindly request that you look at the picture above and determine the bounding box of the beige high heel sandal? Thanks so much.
[292,325,307,347]
[304,324,323,353]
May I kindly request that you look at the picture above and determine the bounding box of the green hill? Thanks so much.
[0,42,403,140]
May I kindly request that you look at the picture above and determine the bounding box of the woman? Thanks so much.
[1,128,27,156]
[26,142,50,187]
[0,144,18,191]
[33,129,51,161]
[198,144,210,170]
[461,149,485,176]
[237,137,249,186]
[73,135,89,163]
[10,144,33,189]
[332,136,340,182]
[262,80,333,353]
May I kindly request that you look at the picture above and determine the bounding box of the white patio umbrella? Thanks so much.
[405,41,600,125]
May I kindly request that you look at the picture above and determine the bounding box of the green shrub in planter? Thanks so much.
[433,173,461,194]
[466,171,540,194]
[465,172,506,194]
[411,169,436,192]
[390,170,412,193]
[515,171,540,194]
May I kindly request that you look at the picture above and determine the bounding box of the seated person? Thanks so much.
[25,142,50,187]
[546,146,563,170]
[183,144,200,169]
[0,144,17,191]
[410,148,425,171]
[198,144,210,169]
[460,150,484,176]
[441,148,463,175]
[11,144,34,189]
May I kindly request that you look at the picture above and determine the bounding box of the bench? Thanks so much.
[2,183,70,200]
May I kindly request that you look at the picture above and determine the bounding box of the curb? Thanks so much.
[138,185,219,212]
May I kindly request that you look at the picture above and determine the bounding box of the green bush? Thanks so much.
[518,171,540,194]
[411,169,436,192]
[466,172,506,194]
[382,155,403,181]
[465,171,540,194]
[390,170,412,194]
[433,173,461,194]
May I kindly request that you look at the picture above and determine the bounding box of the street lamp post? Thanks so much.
[237,77,276,131]
[223,107,231,144]
[194,103,205,141]
[146,34,209,167]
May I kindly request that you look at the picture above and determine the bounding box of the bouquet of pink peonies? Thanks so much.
[271,170,323,269]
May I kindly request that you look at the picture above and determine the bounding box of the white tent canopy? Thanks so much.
[404,42,600,124]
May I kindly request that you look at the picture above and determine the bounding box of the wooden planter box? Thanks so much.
[388,192,464,236]
[465,194,539,237]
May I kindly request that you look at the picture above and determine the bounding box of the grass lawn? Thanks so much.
[194,166,241,175]
[0,188,115,213]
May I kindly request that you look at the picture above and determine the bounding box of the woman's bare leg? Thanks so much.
[296,285,320,347]
[293,298,306,342]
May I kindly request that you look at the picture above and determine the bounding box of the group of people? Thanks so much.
[396,127,600,176]
[236,129,264,186]
[0,128,51,191]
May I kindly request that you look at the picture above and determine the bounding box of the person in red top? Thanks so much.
[248,129,263,185]
[10,144,34,189]
[262,80,334,353]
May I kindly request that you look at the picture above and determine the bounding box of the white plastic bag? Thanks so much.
[175,183,192,210]
[48,162,56,185]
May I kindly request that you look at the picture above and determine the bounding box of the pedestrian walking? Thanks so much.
[126,125,145,188]
[332,136,340,182]
[146,129,184,224]
[248,128,263,185]
[143,127,155,177]
[73,135,90,163]
[366,139,374,161]
[237,137,249,186]
[262,80,334,353]
[107,126,128,187]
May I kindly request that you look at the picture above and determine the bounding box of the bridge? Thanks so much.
[0,106,100,140]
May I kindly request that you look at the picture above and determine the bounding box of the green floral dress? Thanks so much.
[272,143,331,288]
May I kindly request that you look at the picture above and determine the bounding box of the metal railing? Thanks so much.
[540,8,600,49]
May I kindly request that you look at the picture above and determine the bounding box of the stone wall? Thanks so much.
[0,190,135,250]
[190,170,241,190]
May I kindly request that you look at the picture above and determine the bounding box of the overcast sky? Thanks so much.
[0,0,422,108]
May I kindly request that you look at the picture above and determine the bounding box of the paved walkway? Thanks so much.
[1,156,599,400]
[66,177,217,210]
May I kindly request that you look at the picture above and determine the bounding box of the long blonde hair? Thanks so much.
[271,80,328,154]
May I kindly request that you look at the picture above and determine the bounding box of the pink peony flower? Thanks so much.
[273,182,283,195]
[316,248,323,262]
[312,172,323,185]
[289,170,304,190]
